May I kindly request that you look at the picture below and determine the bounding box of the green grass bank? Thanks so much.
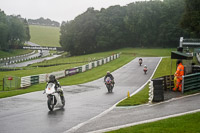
[0,48,174,98]
[107,111,200,133]
[29,25,60,47]
[0,49,33,58]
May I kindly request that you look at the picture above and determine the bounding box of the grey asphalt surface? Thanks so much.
[0,57,162,133]
[73,93,200,133]
[0,42,53,67]
[26,41,41,46]
[0,50,50,67]
[5,54,61,67]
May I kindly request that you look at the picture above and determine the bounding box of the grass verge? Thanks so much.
[117,57,177,106]
[0,49,33,58]
[0,48,174,98]
[107,111,200,133]
[29,25,60,47]
[0,54,133,98]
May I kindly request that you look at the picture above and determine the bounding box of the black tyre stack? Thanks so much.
[152,78,164,102]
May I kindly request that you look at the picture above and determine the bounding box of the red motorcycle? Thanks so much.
[143,66,148,74]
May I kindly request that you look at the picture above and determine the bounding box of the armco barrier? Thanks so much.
[20,53,120,88]
[66,68,79,76]
[21,76,31,88]
[86,64,89,71]
[182,72,200,93]
[0,51,36,64]
[94,61,97,67]
[30,75,39,85]
[101,59,103,65]
[82,65,86,72]
[78,67,82,73]
[49,70,65,79]
[89,62,92,70]
[104,58,107,64]
[39,74,47,83]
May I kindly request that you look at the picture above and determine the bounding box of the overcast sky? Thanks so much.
[0,0,145,23]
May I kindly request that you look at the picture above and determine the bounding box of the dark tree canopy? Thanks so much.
[181,0,200,37]
[28,17,60,27]
[60,0,195,55]
[0,9,30,50]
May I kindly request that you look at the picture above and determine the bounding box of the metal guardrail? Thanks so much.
[182,72,200,93]
[180,37,200,47]
[149,73,200,102]
[20,54,120,88]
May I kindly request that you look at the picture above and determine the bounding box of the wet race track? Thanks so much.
[0,57,161,133]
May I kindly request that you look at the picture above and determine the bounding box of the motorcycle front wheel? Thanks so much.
[144,70,147,74]
[107,84,113,93]
[47,96,54,111]
[60,95,65,108]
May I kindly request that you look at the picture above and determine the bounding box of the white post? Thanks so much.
[180,37,183,47]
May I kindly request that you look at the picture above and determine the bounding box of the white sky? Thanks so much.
[0,0,145,23]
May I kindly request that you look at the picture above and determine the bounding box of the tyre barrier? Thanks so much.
[149,72,200,103]
[149,78,164,103]
[0,51,39,66]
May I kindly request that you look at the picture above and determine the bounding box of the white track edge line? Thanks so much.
[88,109,200,133]
[64,57,162,133]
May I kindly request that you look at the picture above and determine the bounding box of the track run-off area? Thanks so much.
[1,57,199,133]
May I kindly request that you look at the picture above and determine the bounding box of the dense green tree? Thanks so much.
[181,0,200,37]
[97,5,128,50]
[0,10,30,50]
[0,10,9,50]
[60,8,100,55]
[60,0,194,55]
[24,19,31,41]
[28,17,60,27]
[7,15,28,48]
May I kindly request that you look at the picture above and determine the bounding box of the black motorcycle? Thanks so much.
[105,77,114,93]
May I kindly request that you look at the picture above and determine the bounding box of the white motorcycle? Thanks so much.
[44,83,65,111]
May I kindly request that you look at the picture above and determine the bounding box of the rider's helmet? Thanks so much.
[144,65,147,68]
[107,71,110,74]
[49,75,56,82]
[177,60,182,65]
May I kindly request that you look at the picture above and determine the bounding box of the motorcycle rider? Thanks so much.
[144,65,148,73]
[104,71,115,86]
[48,75,64,98]
[139,58,143,66]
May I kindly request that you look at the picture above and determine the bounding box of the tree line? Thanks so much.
[60,0,199,56]
[28,17,60,27]
[0,10,30,50]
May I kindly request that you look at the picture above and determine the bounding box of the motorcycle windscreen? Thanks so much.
[46,83,56,94]
[106,77,111,83]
